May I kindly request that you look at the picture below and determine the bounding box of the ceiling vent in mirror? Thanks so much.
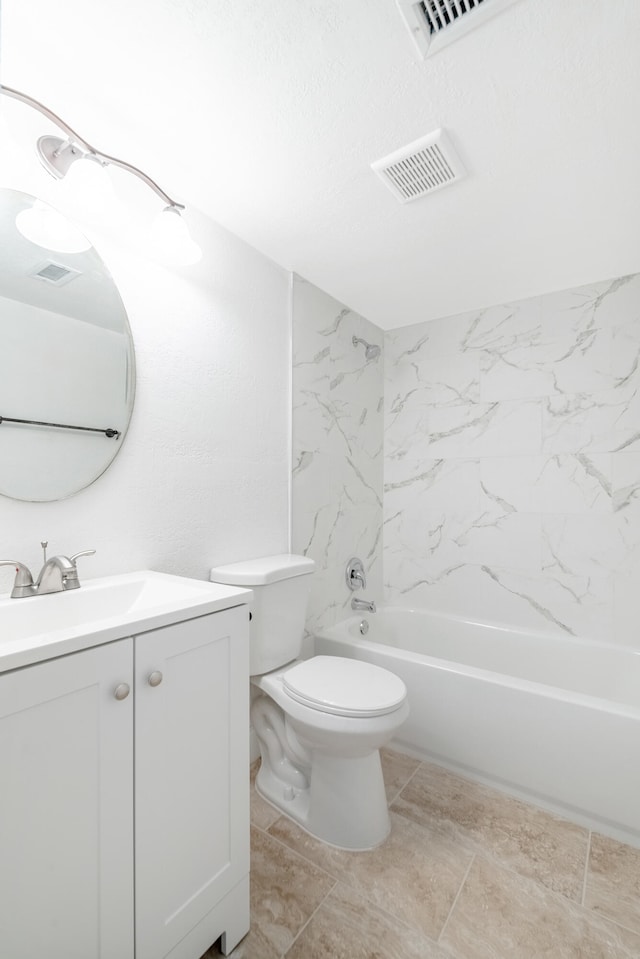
[371,129,466,203]
[396,0,522,58]
[30,262,81,286]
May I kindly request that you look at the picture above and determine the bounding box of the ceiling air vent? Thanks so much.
[371,129,466,204]
[30,262,81,286]
[396,0,522,59]
[29,261,81,286]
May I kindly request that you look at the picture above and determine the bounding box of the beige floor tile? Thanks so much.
[586,833,640,935]
[247,825,335,956]
[380,747,421,803]
[250,760,281,831]
[268,809,473,941]
[285,881,451,959]
[442,856,640,959]
[392,762,589,901]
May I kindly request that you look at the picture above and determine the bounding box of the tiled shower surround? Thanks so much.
[384,273,640,645]
[292,271,640,646]
[291,275,383,637]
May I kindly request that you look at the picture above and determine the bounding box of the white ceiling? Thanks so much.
[2,0,639,329]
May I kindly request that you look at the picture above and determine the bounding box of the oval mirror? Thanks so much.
[0,189,135,501]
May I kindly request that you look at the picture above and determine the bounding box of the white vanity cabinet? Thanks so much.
[0,603,250,959]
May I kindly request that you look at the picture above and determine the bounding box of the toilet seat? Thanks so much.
[282,656,407,718]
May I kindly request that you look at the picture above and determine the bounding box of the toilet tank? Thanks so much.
[209,554,315,675]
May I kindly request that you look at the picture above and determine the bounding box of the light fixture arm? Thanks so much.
[0,83,184,210]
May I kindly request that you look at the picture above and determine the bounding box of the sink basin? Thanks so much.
[0,570,251,672]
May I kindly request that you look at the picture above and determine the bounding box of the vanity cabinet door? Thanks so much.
[134,607,250,959]
[0,639,134,959]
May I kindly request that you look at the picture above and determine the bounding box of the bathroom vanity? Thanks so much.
[0,571,251,959]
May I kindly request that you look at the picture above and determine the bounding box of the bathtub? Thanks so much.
[315,607,640,846]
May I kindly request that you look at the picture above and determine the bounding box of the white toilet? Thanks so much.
[209,554,409,850]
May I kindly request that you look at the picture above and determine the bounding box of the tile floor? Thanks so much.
[206,749,640,959]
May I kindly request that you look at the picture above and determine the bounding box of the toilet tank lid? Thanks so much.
[209,553,315,586]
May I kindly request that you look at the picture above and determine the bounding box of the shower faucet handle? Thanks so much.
[346,557,366,591]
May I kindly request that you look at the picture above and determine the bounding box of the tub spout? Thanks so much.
[351,597,376,613]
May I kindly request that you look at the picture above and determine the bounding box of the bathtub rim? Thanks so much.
[339,604,640,656]
[316,610,640,721]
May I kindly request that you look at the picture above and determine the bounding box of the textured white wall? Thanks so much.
[0,210,291,594]
[384,273,640,647]
[291,276,383,640]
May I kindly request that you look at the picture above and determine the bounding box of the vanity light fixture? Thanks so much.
[0,84,202,265]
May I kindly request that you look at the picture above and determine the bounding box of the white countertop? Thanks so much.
[0,570,252,673]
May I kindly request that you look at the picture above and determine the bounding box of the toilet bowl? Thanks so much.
[209,555,409,850]
[252,656,408,849]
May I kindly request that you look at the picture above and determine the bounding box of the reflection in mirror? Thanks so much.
[0,189,135,501]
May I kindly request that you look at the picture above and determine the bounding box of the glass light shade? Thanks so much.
[151,206,202,266]
[60,154,117,218]
[15,201,91,253]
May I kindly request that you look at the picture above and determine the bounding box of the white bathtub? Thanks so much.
[315,607,640,846]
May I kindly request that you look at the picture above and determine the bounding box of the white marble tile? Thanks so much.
[386,349,480,413]
[548,328,613,394]
[612,451,640,516]
[542,382,640,455]
[612,452,640,562]
[384,309,478,363]
[295,272,640,647]
[611,327,640,385]
[540,514,623,639]
[541,274,640,337]
[292,275,383,633]
[292,452,340,560]
[478,317,614,401]
[479,348,557,401]
[458,511,542,574]
[480,454,612,513]
[613,549,640,649]
[292,391,347,460]
[474,565,611,639]
[459,298,542,354]
[385,457,480,512]
[383,562,571,636]
[385,501,541,579]
[426,399,542,458]
[613,567,640,649]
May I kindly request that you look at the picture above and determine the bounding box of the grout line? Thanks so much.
[387,753,602,917]
[281,880,338,958]
[255,751,640,954]
[386,756,424,807]
[601,913,640,940]
[438,853,476,944]
[254,816,341,884]
[581,830,592,907]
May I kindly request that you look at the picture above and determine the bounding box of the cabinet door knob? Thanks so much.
[148,671,163,688]
[114,683,130,701]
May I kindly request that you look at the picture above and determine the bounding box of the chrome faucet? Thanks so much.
[351,596,376,614]
[0,560,36,598]
[0,549,96,598]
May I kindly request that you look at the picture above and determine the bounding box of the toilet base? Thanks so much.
[255,748,391,851]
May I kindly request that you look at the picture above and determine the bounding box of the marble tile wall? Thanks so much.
[384,273,640,645]
[291,276,383,638]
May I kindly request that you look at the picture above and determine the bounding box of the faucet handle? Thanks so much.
[69,549,96,565]
[0,560,35,598]
[345,557,366,592]
[65,550,96,590]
